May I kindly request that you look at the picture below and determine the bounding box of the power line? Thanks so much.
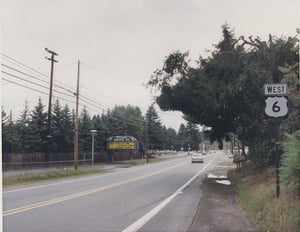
[1,70,75,99]
[1,78,49,96]
[81,62,143,87]
[1,53,76,94]
[1,53,182,129]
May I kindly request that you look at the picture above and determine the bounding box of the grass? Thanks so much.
[2,167,107,187]
[2,156,173,187]
[229,164,300,232]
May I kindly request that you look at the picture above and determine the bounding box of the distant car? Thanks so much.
[201,150,207,155]
[191,153,204,163]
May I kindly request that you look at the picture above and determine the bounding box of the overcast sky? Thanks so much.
[1,0,299,130]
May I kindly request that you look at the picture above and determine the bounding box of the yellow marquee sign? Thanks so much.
[108,141,136,150]
[107,136,139,150]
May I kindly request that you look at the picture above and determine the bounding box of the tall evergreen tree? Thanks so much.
[51,99,63,152]
[28,98,47,152]
[2,108,12,153]
[61,104,74,152]
[16,101,31,152]
[177,124,188,151]
[78,106,92,153]
[186,122,202,150]
[145,104,163,150]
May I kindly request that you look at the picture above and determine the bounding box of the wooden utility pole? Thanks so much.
[45,48,58,166]
[145,120,149,163]
[74,60,80,170]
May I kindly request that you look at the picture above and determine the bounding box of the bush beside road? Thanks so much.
[229,164,299,232]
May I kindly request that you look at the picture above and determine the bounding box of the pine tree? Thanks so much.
[2,108,12,153]
[16,101,31,152]
[145,104,163,150]
[28,98,47,152]
[78,106,92,154]
[61,104,74,152]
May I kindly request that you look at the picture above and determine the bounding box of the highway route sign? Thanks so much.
[265,96,288,118]
[264,83,287,96]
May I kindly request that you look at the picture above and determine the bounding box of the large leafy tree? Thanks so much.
[147,24,298,166]
[148,25,247,148]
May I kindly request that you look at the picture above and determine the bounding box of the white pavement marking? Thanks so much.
[3,158,184,194]
[122,154,219,232]
[3,160,189,216]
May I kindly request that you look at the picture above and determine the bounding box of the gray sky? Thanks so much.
[1,0,299,130]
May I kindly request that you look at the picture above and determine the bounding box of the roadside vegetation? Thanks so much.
[229,130,300,232]
[229,166,299,232]
[148,25,299,231]
[2,167,107,187]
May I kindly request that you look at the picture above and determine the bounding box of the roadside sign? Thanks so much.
[107,136,139,150]
[264,83,287,96]
[263,83,288,198]
[108,141,136,150]
[265,96,288,118]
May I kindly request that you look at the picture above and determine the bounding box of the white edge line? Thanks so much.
[122,154,219,232]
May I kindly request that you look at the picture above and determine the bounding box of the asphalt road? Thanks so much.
[3,151,221,232]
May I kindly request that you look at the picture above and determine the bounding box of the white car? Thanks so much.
[191,153,204,163]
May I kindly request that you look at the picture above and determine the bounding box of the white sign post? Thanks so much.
[264,83,288,198]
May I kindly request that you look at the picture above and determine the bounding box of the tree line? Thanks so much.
[2,100,205,156]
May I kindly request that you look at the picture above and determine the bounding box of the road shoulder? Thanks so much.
[188,164,257,232]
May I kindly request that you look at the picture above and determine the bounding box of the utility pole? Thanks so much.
[45,48,58,166]
[145,120,149,163]
[74,60,80,170]
[90,130,97,167]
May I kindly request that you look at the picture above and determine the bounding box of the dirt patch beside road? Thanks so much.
[188,166,257,232]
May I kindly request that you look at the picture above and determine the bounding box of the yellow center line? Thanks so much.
[4,160,188,217]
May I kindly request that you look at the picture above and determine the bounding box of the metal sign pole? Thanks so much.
[264,83,288,199]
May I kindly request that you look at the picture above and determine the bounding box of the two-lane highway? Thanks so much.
[3,151,222,232]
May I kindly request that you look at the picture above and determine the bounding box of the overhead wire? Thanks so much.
[2,77,49,96]
[1,53,182,129]
[81,62,142,87]
[79,62,184,119]
[1,53,76,95]
[1,67,146,128]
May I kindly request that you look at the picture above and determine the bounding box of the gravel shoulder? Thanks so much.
[188,163,257,232]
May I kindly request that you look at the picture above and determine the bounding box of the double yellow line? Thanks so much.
[4,161,188,217]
